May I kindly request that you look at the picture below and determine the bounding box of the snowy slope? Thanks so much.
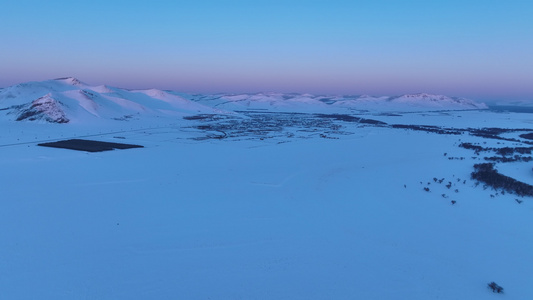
[194,92,487,113]
[0,78,222,123]
[191,92,331,113]
[1,107,532,299]
[11,93,70,123]
[389,93,487,109]
[1,78,488,124]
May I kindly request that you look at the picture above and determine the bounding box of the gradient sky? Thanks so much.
[1,0,532,101]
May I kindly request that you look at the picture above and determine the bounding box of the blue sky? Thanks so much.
[1,0,532,101]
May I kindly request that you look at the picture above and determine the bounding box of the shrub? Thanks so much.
[488,281,503,293]
[471,163,533,197]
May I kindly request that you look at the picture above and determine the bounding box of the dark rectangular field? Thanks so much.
[38,139,143,152]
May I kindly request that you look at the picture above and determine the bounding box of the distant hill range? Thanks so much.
[0,77,488,123]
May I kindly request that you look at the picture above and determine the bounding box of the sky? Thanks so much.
[1,0,532,101]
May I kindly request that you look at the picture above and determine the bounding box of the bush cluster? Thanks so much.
[471,163,533,197]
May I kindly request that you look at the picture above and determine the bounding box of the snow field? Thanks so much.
[1,117,532,299]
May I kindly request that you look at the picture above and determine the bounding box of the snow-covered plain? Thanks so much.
[1,79,532,299]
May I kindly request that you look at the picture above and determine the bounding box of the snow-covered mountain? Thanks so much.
[0,78,222,123]
[193,92,487,112]
[12,93,70,123]
[192,92,331,113]
[0,78,488,123]
[388,93,486,109]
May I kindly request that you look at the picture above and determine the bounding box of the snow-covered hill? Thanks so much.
[0,78,222,123]
[0,78,488,123]
[193,92,487,113]
[11,93,70,123]
[388,93,486,109]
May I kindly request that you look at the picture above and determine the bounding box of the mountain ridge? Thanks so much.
[0,78,488,124]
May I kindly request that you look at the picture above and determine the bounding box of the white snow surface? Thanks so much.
[0,78,532,299]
